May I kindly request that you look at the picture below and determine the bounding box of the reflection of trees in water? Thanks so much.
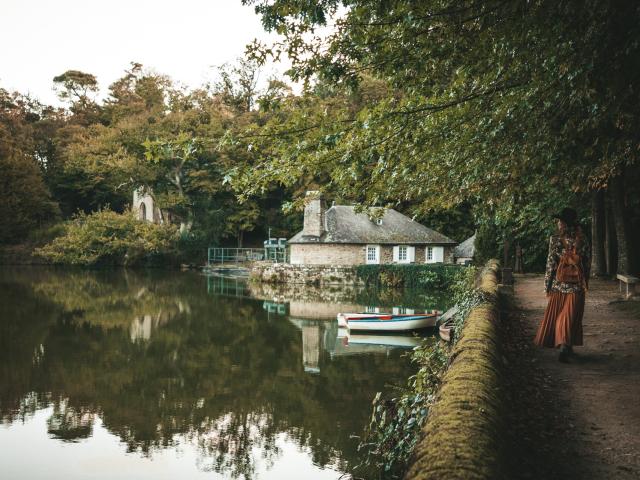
[0,268,413,479]
[194,412,281,479]
[28,269,191,330]
[47,399,95,441]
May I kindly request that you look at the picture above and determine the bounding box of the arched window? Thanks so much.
[139,202,147,221]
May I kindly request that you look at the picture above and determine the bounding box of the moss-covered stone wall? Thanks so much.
[405,260,505,480]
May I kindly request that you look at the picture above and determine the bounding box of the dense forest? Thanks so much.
[1,0,639,274]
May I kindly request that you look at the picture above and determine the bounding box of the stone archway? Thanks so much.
[139,202,147,221]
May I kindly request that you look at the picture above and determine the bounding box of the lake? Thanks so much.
[0,268,448,480]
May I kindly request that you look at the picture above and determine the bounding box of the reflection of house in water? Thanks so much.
[289,318,338,374]
[301,324,321,373]
[248,281,368,320]
[247,280,439,320]
[262,301,288,316]
[289,317,426,374]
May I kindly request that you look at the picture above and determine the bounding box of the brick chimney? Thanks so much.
[302,191,326,238]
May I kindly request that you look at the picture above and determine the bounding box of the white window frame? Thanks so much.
[393,245,415,264]
[366,244,380,264]
[426,246,444,264]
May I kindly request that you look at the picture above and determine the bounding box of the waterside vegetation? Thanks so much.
[358,265,483,477]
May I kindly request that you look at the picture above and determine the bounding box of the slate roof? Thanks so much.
[454,234,476,258]
[289,206,457,245]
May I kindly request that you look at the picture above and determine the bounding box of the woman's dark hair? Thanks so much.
[559,221,583,242]
[553,207,578,227]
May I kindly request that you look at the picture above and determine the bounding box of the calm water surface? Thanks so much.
[0,268,447,480]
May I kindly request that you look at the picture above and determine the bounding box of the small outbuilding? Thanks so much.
[288,191,457,266]
[133,189,163,224]
[454,233,476,265]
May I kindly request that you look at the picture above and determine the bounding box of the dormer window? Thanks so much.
[376,218,383,225]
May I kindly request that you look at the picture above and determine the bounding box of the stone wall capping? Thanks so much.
[404,259,505,480]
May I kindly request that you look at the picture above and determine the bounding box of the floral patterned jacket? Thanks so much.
[544,229,591,294]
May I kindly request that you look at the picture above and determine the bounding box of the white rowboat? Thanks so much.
[337,312,438,331]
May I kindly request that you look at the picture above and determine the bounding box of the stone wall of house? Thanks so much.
[290,243,455,266]
[445,245,455,264]
[290,244,367,265]
[250,262,365,286]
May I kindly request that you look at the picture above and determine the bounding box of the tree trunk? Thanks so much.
[604,194,617,276]
[514,243,524,273]
[610,174,632,275]
[503,237,511,268]
[590,189,607,277]
[237,230,244,248]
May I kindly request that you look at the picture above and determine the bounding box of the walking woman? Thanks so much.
[534,208,591,362]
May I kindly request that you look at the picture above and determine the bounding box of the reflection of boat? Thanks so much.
[340,331,422,348]
[337,312,438,331]
[332,329,423,356]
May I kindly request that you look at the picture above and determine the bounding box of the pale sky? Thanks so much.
[0,0,287,106]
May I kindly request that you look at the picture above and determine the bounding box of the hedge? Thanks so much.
[355,264,463,289]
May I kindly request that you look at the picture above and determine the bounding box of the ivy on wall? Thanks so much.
[354,264,463,289]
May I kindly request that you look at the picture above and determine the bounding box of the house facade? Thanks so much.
[288,192,457,266]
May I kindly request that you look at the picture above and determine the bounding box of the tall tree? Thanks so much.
[53,70,100,121]
[610,174,633,274]
[0,89,59,242]
[213,58,261,113]
[234,0,640,267]
[591,189,607,277]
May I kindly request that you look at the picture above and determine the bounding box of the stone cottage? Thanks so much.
[288,192,457,265]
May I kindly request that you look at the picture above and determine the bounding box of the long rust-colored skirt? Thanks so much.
[534,291,585,348]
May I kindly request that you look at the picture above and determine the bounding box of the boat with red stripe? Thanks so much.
[337,311,439,331]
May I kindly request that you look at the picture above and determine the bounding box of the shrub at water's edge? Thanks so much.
[358,266,482,477]
[35,209,179,266]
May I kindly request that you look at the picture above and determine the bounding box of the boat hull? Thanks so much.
[337,313,437,331]
[439,321,453,342]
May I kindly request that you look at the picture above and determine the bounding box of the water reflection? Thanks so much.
[215,274,448,319]
[0,268,443,479]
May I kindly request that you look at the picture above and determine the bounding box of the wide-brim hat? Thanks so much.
[552,207,577,226]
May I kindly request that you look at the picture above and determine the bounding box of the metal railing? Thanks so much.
[208,248,265,265]
[207,247,290,265]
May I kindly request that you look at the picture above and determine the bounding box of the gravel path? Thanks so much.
[504,275,640,480]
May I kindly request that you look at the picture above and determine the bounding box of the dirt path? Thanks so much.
[504,275,640,480]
